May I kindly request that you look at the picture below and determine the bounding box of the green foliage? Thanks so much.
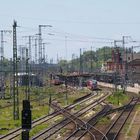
[98,116,110,125]
[75,104,82,110]
[107,90,129,106]
[29,124,49,137]
[58,46,113,72]
[0,84,90,136]
[95,47,110,59]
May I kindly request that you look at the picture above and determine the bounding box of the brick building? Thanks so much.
[106,48,140,84]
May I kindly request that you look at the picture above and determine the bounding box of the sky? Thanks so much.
[0,0,140,62]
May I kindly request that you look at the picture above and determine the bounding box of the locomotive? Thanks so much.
[86,79,98,90]
[51,76,63,85]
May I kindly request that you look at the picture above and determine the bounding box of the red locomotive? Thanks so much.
[51,76,63,85]
[86,79,98,90]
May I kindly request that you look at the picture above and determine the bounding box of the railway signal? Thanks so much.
[22,100,32,129]
[21,100,32,140]
[22,49,32,140]
[22,130,29,140]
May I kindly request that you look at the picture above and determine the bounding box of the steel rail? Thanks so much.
[0,91,97,140]
[101,97,139,140]
[65,105,111,140]
[32,93,110,140]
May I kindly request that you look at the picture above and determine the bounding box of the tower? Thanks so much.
[13,21,19,120]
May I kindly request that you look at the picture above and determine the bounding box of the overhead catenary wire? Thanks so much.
[2,23,140,62]
[1,13,140,25]
[42,38,113,44]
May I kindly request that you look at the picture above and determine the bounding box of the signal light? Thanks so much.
[22,100,32,130]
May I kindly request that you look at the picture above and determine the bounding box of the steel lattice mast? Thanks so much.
[25,48,30,100]
[0,30,11,98]
[38,25,52,64]
[13,21,19,120]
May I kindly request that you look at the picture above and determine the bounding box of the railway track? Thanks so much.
[101,97,139,140]
[0,91,99,140]
[50,102,95,139]
[0,89,67,110]
[32,93,111,140]
[66,97,139,140]
[65,105,112,140]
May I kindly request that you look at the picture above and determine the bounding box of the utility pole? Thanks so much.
[114,40,118,92]
[22,47,27,60]
[0,31,4,62]
[42,42,46,86]
[34,38,38,64]
[131,45,140,84]
[0,30,11,98]
[9,58,13,98]
[90,46,93,73]
[18,45,26,72]
[95,49,98,72]
[57,53,59,64]
[113,40,123,92]
[122,36,127,74]
[42,43,46,63]
[0,30,11,61]
[13,21,19,120]
[79,48,83,74]
[42,42,50,63]
[23,36,34,63]
[122,36,128,93]
[65,77,68,105]
[103,46,105,64]
[25,49,30,100]
[38,25,52,64]
[71,53,75,72]
[65,36,67,60]
[18,45,22,59]
[38,25,42,64]
[29,36,31,62]
[65,36,68,73]
[32,37,38,64]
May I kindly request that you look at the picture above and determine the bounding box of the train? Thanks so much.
[86,79,98,90]
[51,76,64,85]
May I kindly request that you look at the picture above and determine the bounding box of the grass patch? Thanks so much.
[75,104,82,110]
[135,104,140,110]
[98,116,110,125]
[29,124,49,137]
[0,85,88,135]
[107,90,129,106]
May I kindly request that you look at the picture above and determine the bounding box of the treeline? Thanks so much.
[58,46,113,73]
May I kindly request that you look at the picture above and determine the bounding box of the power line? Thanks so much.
[43,38,113,44]
[1,14,140,25]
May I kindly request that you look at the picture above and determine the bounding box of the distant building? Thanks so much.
[123,52,140,62]
[101,63,107,72]
[18,73,43,86]
[106,48,140,84]
[127,59,140,84]
[106,48,123,73]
